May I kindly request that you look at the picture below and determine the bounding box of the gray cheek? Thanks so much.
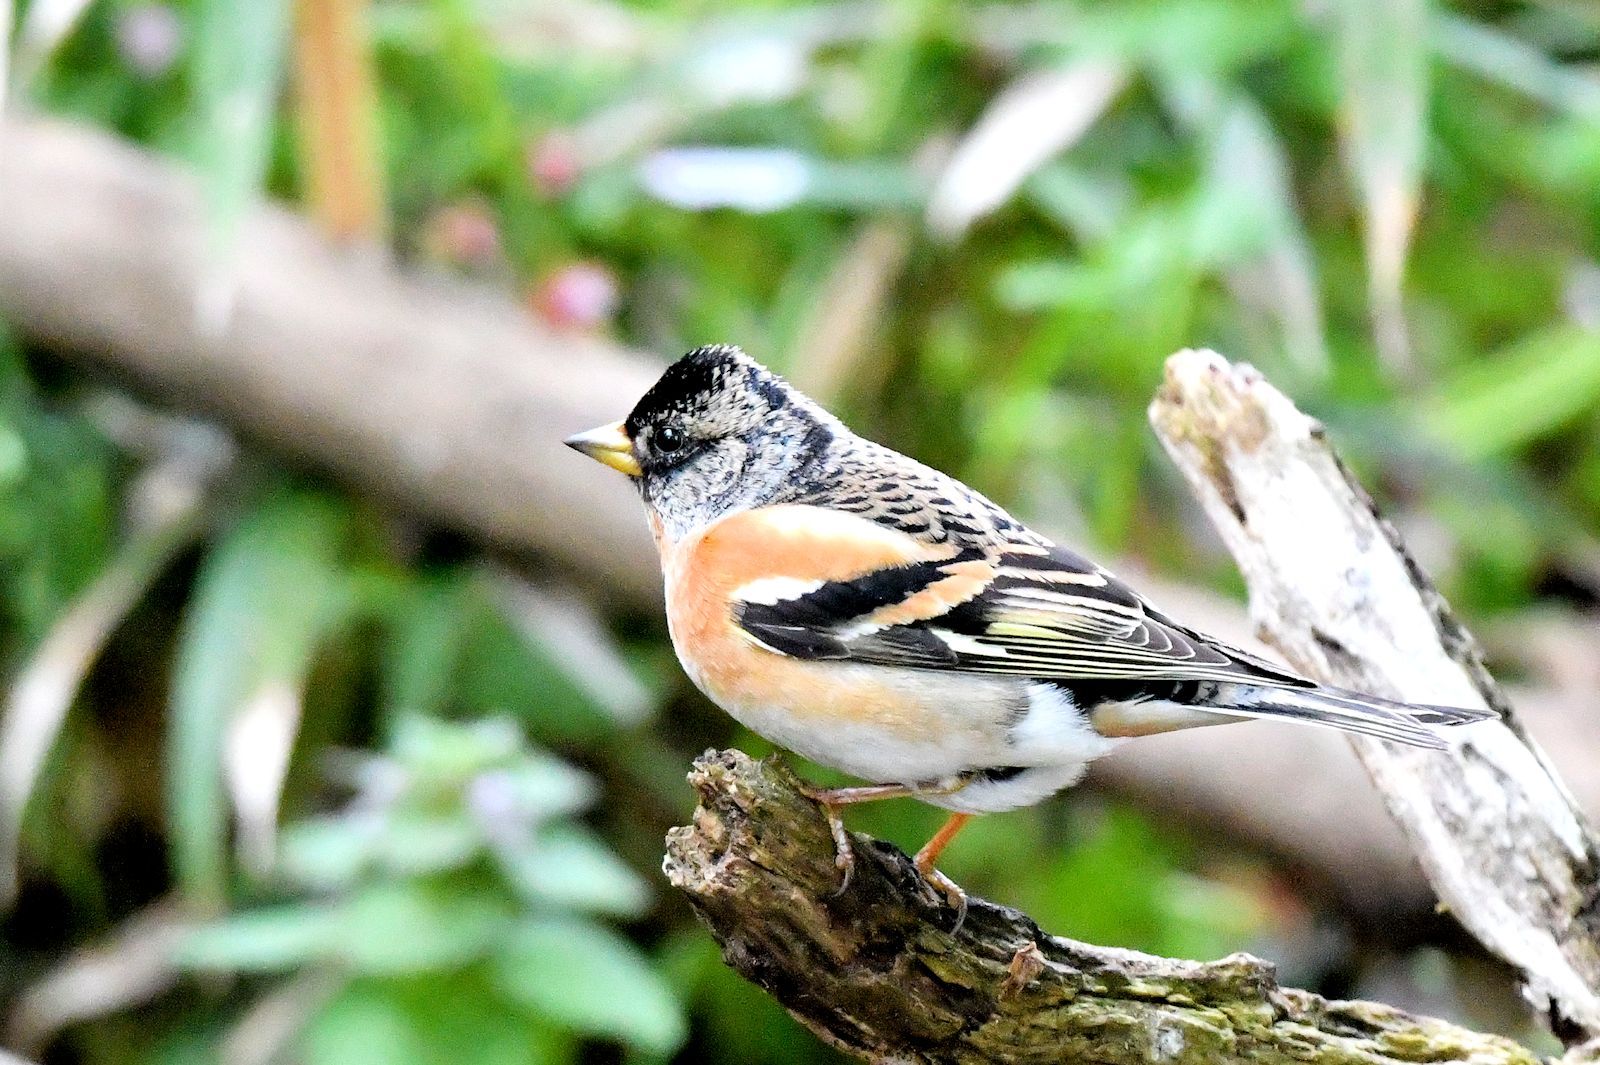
[702,444,744,497]
[643,439,770,541]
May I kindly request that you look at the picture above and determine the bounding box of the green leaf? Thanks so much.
[495,825,650,917]
[491,916,686,1055]
[278,814,383,891]
[330,883,507,975]
[474,758,597,823]
[191,0,293,270]
[179,904,343,972]
[1422,327,1600,459]
[376,813,481,877]
[0,422,26,487]
[391,713,524,785]
[167,492,354,910]
[302,981,431,1065]
[0,404,116,646]
[305,975,564,1065]
[381,573,475,720]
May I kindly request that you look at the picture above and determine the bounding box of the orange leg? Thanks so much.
[914,813,974,934]
[914,813,973,874]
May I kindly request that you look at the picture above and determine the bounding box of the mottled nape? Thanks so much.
[624,344,1035,548]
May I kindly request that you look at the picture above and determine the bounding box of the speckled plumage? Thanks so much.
[787,431,1037,547]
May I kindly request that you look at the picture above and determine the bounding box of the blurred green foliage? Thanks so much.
[4,0,1600,1061]
[179,715,684,1064]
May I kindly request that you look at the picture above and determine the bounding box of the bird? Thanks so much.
[565,344,1492,915]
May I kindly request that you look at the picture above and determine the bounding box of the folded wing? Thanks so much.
[736,540,1310,688]
[734,539,1494,747]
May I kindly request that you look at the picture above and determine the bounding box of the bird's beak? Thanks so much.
[564,420,642,477]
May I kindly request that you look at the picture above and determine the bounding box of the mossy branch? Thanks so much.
[665,749,1536,1065]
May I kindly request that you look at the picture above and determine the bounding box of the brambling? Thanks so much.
[566,345,1490,912]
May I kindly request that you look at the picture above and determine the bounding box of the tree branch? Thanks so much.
[1148,350,1600,1044]
[665,749,1536,1065]
[0,115,664,604]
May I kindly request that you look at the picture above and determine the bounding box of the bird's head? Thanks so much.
[565,345,836,541]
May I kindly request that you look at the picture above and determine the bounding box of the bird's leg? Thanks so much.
[795,781,919,895]
[795,775,972,898]
[914,813,974,934]
[913,812,973,873]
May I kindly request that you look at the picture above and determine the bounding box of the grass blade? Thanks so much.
[10,0,94,92]
[167,493,352,910]
[1202,97,1329,376]
[1422,326,1600,460]
[1434,13,1600,121]
[192,0,294,330]
[1332,0,1430,371]
[0,476,200,907]
[784,220,913,405]
[926,59,1126,238]
[487,571,654,728]
[8,899,192,1057]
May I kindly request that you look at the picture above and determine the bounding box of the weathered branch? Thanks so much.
[1149,350,1600,1044]
[0,115,663,604]
[666,749,1536,1065]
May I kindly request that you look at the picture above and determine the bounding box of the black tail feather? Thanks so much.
[1201,683,1496,748]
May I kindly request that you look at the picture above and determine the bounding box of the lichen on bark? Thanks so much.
[665,749,1537,1065]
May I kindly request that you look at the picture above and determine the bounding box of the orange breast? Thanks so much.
[660,505,953,731]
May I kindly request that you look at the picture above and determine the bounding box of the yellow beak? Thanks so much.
[564,420,642,477]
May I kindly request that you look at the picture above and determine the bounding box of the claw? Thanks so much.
[795,776,971,904]
[824,804,854,895]
[923,867,969,934]
[797,783,856,896]
[913,819,971,933]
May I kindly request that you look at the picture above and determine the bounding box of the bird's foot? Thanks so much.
[795,777,970,904]
[917,861,969,935]
[795,784,858,896]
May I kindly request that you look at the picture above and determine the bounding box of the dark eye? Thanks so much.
[654,425,685,454]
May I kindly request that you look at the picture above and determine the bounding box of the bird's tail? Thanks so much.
[1202,683,1496,748]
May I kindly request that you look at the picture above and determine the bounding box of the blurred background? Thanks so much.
[0,0,1598,1061]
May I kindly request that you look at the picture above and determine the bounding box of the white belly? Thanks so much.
[679,631,1122,810]
[692,654,1022,784]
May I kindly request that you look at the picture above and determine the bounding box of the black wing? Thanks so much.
[735,541,1313,690]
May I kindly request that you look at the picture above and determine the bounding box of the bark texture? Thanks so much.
[1149,350,1600,1044]
[665,749,1538,1065]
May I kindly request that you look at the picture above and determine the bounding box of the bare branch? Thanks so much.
[0,115,663,604]
[666,749,1537,1065]
[1149,349,1600,1043]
